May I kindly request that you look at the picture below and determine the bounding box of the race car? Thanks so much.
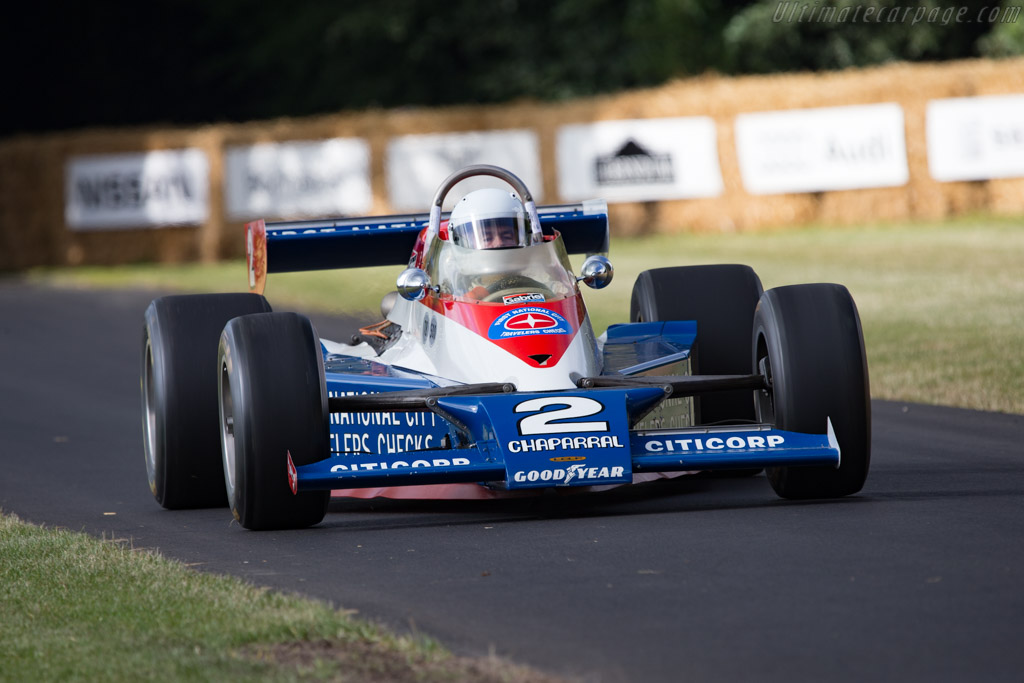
[141,164,870,530]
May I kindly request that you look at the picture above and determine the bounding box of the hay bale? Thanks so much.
[2,57,1023,267]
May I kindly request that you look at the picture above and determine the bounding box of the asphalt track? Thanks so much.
[2,279,1023,683]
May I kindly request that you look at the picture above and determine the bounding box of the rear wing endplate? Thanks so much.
[246,201,609,294]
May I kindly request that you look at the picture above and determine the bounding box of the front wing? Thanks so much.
[294,386,839,494]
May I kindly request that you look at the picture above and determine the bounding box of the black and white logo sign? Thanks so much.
[557,117,723,202]
[927,95,1024,182]
[386,130,542,210]
[225,138,372,220]
[65,149,209,230]
[595,140,674,186]
[735,103,909,194]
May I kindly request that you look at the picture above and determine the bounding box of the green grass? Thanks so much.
[0,512,556,682]
[604,218,1024,415]
[35,215,1024,414]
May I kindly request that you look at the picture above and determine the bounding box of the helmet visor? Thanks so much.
[450,214,526,250]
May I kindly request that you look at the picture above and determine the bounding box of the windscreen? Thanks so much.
[425,233,578,304]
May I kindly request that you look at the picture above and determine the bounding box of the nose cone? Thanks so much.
[445,296,586,369]
[487,306,576,367]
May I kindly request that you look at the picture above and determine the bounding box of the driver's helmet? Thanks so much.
[448,188,529,250]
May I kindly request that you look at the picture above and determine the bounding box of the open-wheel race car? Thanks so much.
[141,164,870,530]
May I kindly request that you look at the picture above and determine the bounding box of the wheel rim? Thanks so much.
[219,358,236,504]
[142,338,158,493]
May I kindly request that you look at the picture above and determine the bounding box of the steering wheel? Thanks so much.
[483,275,555,303]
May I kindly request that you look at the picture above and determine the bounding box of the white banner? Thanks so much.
[386,130,542,210]
[225,138,372,219]
[735,103,909,195]
[65,149,209,230]
[557,117,723,202]
[927,95,1024,182]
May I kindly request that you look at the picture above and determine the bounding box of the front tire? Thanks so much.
[631,265,763,425]
[753,284,871,499]
[219,312,330,530]
[142,293,271,509]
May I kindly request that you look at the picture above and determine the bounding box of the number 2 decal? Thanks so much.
[515,396,609,435]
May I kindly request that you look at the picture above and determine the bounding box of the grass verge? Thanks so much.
[0,511,561,682]
[33,215,1024,414]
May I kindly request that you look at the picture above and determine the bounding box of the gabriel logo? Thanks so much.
[502,292,546,305]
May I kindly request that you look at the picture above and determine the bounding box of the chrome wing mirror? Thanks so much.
[577,255,614,289]
[396,268,431,301]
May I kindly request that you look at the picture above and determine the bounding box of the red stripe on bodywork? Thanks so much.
[422,294,584,367]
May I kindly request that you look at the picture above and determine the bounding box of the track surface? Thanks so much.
[2,280,1023,682]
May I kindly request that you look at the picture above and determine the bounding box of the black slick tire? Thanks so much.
[142,293,272,509]
[752,284,871,499]
[631,265,763,425]
[218,312,330,530]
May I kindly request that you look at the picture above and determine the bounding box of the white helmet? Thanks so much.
[448,188,529,250]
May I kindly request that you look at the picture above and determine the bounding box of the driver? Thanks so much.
[446,188,550,301]
[448,188,529,250]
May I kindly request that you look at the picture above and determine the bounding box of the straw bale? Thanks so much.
[2,58,1023,268]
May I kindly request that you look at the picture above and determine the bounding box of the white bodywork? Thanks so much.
[386,296,600,391]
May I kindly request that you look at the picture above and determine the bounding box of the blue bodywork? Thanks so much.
[296,320,840,493]
[263,203,610,273]
[260,203,840,495]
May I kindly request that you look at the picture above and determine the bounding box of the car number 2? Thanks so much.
[514,396,609,435]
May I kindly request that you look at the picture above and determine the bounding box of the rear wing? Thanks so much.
[245,201,609,294]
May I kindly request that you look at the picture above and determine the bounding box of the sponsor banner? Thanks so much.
[926,95,1024,182]
[326,389,450,456]
[507,434,625,454]
[556,117,724,202]
[511,463,627,485]
[224,138,372,219]
[630,424,840,470]
[641,433,785,453]
[501,292,546,305]
[488,306,570,340]
[386,130,542,210]
[473,392,636,489]
[735,103,909,194]
[330,457,470,473]
[65,149,209,230]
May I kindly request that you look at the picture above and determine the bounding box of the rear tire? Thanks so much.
[219,312,330,530]
[753,284,871,499]
[630,265,763,425]
[142,293,271,509]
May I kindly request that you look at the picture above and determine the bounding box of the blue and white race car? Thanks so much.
[141,165,870,530]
